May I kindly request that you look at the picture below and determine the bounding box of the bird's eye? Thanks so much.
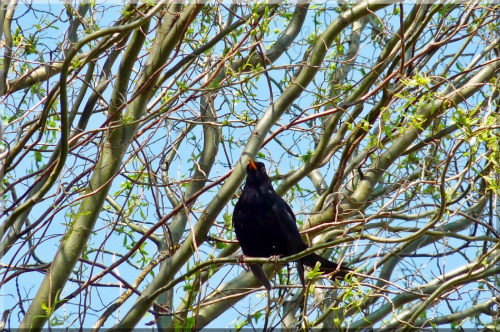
[260,166,265,171]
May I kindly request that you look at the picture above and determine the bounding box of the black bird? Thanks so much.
[233,159,350,290]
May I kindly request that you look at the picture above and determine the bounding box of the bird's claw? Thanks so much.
[238,255,250,271]
[268,254,282,268]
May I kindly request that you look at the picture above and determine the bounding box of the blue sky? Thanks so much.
[1,1,496,330]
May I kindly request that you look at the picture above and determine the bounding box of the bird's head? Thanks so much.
[245,159,272,186]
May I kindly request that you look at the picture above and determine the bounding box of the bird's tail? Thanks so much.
[249,264,272,290]
[300,253,352,279]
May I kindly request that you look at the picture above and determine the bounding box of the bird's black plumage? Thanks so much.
[233,159,350,290]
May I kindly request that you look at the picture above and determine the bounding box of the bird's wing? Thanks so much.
[271,197,308,286]
[271,196,308,255]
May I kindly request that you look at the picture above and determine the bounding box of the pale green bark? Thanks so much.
[19,3,203,329]
[179,0,393,327]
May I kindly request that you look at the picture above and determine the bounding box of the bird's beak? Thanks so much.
[248,158,258,170]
